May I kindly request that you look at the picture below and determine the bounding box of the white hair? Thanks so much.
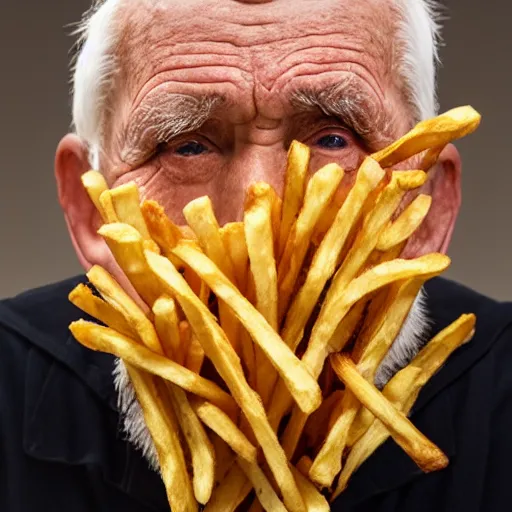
[71,0,443,168]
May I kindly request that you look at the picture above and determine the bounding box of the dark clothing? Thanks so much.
[0,276,511,512]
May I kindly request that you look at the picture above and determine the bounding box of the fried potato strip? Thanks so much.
[371,106,481,168]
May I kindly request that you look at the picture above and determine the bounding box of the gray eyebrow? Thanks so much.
[290,80,393,149]
[120,93,225,165]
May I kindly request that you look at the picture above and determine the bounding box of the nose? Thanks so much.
[214,143,287,225]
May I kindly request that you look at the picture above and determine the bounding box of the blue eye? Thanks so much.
[315,134,348,150]
[175,141,209,156]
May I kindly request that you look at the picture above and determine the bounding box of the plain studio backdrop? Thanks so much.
[0,0,510,301]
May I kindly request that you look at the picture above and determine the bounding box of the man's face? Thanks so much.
[56,0,461,280]
[102,0,407,224]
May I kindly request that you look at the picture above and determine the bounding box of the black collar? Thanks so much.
[2,275,510,509]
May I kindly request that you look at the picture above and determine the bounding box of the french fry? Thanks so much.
[371,106,481,168]
[69,283,135,339]
[237,458,288,512]
[81,170,109,221]
[191,398,256,462]
[127,367,196,512]
[281,158,385,353]
[377,194,432,252]
[167,385,215,505]
[86,265,162,354]
[183,196,236,283]
[333,314,475,498]
[309,390,360,487]
[204,462,252,512]
[185,335,206,374]
[141,200,184,267]
[291,464,330,512]
[220,222,256,386]
[296,455,313,477]
[98,223,164,307]
[109,182,152,240]
[69,320,236,416]
[153,295,181,361]
[279,141,310,259]
[420,144,445,171]
[172,241,322,415]
[183,196,240,351]
[99,190,119,223]
[145,251,307,512]
[278,163,345,320]
[220,222,249,293]
[331,354,448,472]
[244,183,279,407]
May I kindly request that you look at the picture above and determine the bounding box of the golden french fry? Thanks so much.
[99,190,119,223]
[98,223,164,307]
[153,295,181,361]
[237,458,288,512]
[220,222,249,293]
[86,265,162,354]
[69,283,135,339]
[167,385,215,505]
[185,335,206,374]
[127,367,196,512]
[179,320,192,364]
[296,455,313,477]
[371,106,481,168]
[268,253,450,435]
[270,187,282,258]
[141,200,185,267]
[245,183,279,331]
[377,194,432,252]
[244,183,279,407]
[281,158,385,352]
[278,163,345,320]
[145,251,307,512]
[204,462,252,512]
[191,398,256,462]
[291,464,330,512]
[109,182,152,240]
[183,196,236,283]
[279,141,310,259]
[334,314,475,498]
[81,170,109,221]
[419,144,445,171]
[183,196,240,351]
[172,242,322,415]
[70,320,236,416]
[309,390,360,487]
[354,279,426,381]
[331,354,448,472]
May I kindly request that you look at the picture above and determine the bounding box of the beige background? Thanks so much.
[0,0,510,300]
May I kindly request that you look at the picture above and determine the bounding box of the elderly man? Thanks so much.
[1,0,511,510]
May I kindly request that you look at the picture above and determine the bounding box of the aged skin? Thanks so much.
[55,0,461,289]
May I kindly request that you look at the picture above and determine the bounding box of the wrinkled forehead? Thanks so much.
[116,0,398,99]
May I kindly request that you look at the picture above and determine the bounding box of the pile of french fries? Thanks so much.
[69,106,480,512]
